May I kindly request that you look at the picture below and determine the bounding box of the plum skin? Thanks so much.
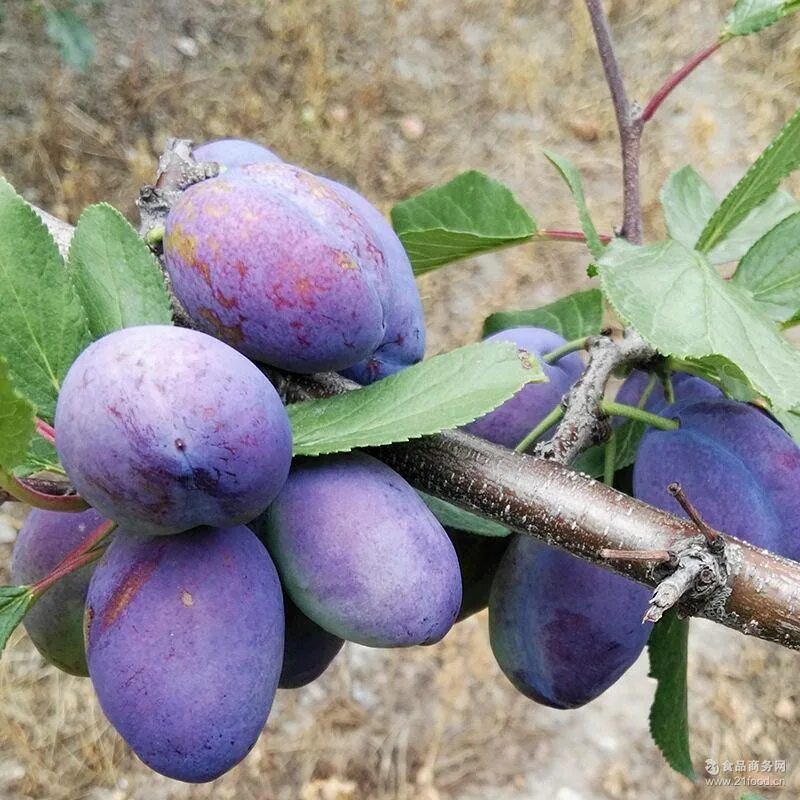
[633,397,800,561]
[465,327,583,448]
[262,452,462,647]
[489,537,652,709]
[193,139,281,168]
[55,325,292,537]
[164,163,394,373]
[11,507,107,676]
[85,525,284,783]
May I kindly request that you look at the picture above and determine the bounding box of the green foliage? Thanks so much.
[14,436,62,478]
[731,211,800,324]
[0,585,35,656]
[598,238,800,427]
[44,5,95,71]
[696,108,800,254]
[0,358,35,470]
[419,492,510,537]
[288,341,544,456]
[543,151,604,258]
[68,204,172,338]
[723,0,800,37]
[648,612,695,780]
[0,179,91,422]
[482,289,604,340]
[390,171,536,275]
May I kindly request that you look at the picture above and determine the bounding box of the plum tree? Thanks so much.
[163,163,395,373]
[193,138,281,168]
[279,592,344,689]
[11,507,108,676]
[465,327,583,448]
[261,452,462,647]
[446,527,509,622]
[634,397,800,561]
[489,537,652,709]
[85,524,284,783]
[55,325,292,536]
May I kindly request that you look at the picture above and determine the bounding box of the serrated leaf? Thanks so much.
[0,585,34,655]
[572,419,646,478]
[419,492,510,537]
[288,341,544,456]
[543,151,604,258]
[598,238,800,415]
[390,171,536,275]
[731,211,800,323]
[648,611,695,780]
[68,204,172,338]
[0,179,91,421]
[13,435,62,478]
[45,7,95,71]
[682,355,761,403]
[696,108,800,254]
[723,0,800,37]
[661,166,718,250]
[483,289,604,340]
[0,357,35,470]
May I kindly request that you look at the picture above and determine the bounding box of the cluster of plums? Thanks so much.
[10,138,800,783]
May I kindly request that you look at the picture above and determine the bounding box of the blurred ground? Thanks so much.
[1,0,800,798]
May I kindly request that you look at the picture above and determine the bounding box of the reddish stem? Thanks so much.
[540,229,613,244]
[35,418,56,445]
[642,41,723,123]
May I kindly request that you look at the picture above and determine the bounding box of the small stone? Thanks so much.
[329,104,350,125]
[174,36,199,58]
[399,114,425,141]
[774,697,796,721]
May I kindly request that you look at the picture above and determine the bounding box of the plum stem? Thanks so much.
[35,417,56,445]
[539,229,613,244]
[542,337,590,364]
[0,467,89,513]
[514,404,565,454]
[599,400,679,431]
[602,430,616,485]
[667,482,724,553]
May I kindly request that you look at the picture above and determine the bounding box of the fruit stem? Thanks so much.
[603,430,616,485]
[0,467,89,512]
[539,229,613,245]
[637,372,659,409]
[542,337,590,364]
[31,518,117,599]
[514,405,565,454]
[599,400,679,431]
[667,482,723,552]
[35,417,56,445]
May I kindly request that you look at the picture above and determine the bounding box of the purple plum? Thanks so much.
[163,163,394,373]
[262,452,462,647]
[489,537,652,709]
[11,507,108,676]
[55,325,292,536]
[85,525,284,783]
[464,327,583,448]
[615,369,721,413]
[633,397,800,561]
[193,138,281,168]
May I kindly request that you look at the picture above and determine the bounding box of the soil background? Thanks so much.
[1,1,799,798]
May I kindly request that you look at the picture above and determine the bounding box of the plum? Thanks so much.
[279,593,344,689]
[615,369,721,413]
[55,325,292,536]
[262,452,462,647]
[633,397,800,561]
[193,138,281,168]
[446,527,509,622]
[489,537,652,709]
[464,327,583,448]
[163,163,394,373]
[11,507,107,676]
[85,524,284,783]
[326,178,425,383]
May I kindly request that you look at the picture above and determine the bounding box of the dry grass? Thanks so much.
[1,0,800,797]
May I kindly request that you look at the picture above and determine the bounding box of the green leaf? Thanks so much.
[0,585,35,655]
[390,171,536,275]
[598,238,800,415]
[0,357,36,470]
[419,492,510,537]
[772,406,800,445]
[648,611,695,780]
[681,355,761,403]
[289,341,544,456]
[0,179,91,421]
[44,7,95,71]
[723,0,800,37]
[661,166,718,250]
[13,436,62,479]
[68,204,172,338]
[572,419,646,478]
[731,211,800,323]
[483,289,604,340]
[696,108,800,254]
[543,151,604,258]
